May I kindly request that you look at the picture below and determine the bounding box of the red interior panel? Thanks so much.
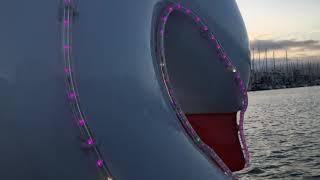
[186,113,245,172]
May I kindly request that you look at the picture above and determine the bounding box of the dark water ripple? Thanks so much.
[236,86,320,180]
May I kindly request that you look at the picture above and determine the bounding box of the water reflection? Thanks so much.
[237,86,320,179]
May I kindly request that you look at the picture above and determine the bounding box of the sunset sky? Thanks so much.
[236,0,320,59]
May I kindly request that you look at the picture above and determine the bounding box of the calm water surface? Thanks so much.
[237,86,320,179]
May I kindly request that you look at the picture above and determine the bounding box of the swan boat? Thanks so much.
[0,0,251,179]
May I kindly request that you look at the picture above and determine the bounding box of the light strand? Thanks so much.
[156,2,250,177]
[61,0,113,179]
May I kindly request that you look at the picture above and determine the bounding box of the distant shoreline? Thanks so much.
[249,84,320,92]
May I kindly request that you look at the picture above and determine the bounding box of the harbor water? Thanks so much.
[237,86,320,179]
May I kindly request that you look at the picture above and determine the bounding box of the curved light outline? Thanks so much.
[60,1,249,179]
[156,2,250,176]
[61,1,113,179]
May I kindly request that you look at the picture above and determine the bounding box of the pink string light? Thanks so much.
[87,138,94,145]
[78,119,85,126]
[64,45,70,49]
[64,67,71,73]
[61,1,113,179]
[63,20,69,25]
[156,2,250,178]
[97,159,104,167]
[68,91,76,99]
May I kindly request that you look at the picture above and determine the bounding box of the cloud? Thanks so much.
[250,39,320,51]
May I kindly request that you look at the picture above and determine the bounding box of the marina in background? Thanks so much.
[249,49,320,91]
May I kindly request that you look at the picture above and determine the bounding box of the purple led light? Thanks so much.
[78,119,85,126]
[242,86,246,92]
[162,16,168,22]
[186,9,191,14]
[64,20,69,25]
[64,45,70,50]
[64,67,71,73]
[236,72,241,79]
[87,138,93,145]
[68,92,76,99]
[97,159,103,167]
[160,29,164,36]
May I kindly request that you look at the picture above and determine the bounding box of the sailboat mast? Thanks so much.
[286,50,288,74]
[265,49,268,73]
[258,48,261,72]
[273,51,276,71]
[252,48,255,73]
